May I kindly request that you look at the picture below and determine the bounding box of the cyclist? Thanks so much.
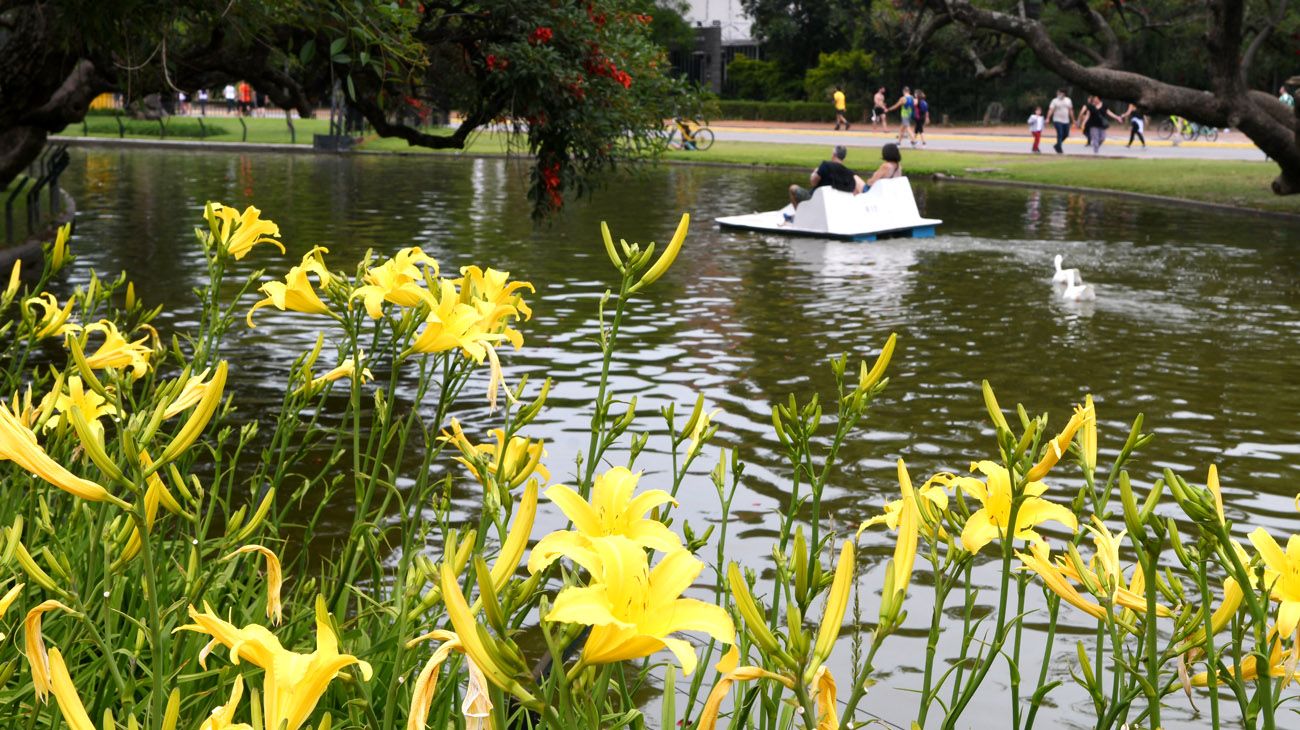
[674,117,698,151]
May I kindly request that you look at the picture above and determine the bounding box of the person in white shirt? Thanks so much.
[1047,89,1074,154]
[223,84,237,114]
[1027,106,1045,153]
[197,88,209,116]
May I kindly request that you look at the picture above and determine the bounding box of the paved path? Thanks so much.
[709,123,1268,162]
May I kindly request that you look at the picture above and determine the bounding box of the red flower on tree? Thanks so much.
[530,27,554,44]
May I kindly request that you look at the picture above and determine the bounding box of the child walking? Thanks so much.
[1028,106,1045,153]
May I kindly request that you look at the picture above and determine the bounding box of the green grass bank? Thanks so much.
[58,118,1299,215]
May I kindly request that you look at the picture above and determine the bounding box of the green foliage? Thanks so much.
[725,56,792,101]
[803,49,876,103]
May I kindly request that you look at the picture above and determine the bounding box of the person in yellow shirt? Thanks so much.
[833,86,849,130]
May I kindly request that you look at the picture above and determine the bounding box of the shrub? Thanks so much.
[803,49,877,103]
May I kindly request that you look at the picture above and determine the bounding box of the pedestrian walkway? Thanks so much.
[707,121,1263,162]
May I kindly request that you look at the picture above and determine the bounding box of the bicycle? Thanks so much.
[1157,115,1219,142]
[664,118,714,151]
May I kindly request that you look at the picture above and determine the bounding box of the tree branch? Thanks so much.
[1241,0,1290,79]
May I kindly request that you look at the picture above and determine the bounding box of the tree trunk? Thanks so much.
[937,0,1300,196]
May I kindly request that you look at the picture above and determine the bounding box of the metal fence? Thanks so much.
[4,144,70,245]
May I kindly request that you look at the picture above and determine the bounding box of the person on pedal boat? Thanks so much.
[786,145,866,219]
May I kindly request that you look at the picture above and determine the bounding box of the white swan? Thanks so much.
[1053,254,1080,285]
[1062,270,1096,301]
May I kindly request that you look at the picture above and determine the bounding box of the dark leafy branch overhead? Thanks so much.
[0,0,696,217]
[924,0,1300,196]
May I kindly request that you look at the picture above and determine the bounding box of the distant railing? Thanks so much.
[3,144,69,245]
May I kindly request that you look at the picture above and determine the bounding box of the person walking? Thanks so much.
[1047,88,1074,154]
[197,88,209,116]
[1122,102,1146,148]
[1281,84,1295,110]
[833,86,849,131]
[888,86,917,146]
[1077,96,1125,154]
[872,87,888,129]
[1027,106,1045,153]
[914,90,930,146]
[223,84,237,114]
[238,82,253,115]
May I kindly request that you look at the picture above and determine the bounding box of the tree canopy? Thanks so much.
[0,0,699,215]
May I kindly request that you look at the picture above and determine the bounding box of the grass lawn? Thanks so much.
[60,115,334,145]
[663,141,1300,215]
[58,121,1299,215]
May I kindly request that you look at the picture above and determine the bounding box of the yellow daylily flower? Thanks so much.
[208,203,285,260]
[527,467,679,574]
[116,450,186,567]
[24,599,77,701]
[1017,543,1109,621]
[405,630,496,730]
[686,407,720,458]
[25,293,77,339]
[0,401,113,502]
[0,581,23,641]
[956,461,1077,553]
[1079,395,1097,472]
[1248,527,1300,636]
[247,247,335,327]
[46,647,94,730]
[811,541,856,667]
[77,321,152,379]
[2,259,21,308]
[164,368,215,419]
[455,266,533,350]
[856,332,897,395]
[857,470,952,540]
[628,213,689,293]
[179,596,373,730]
[544,538,735,676]
[455,265,533,321]
[437,562,519,693]
[811,665,839,730]
[442,419,549,489]
[1207,464,1226,525]
[1025,402,1093,481]
[38,376,117,445]
[1181,578,1244,656]
[201,675,255,730]
[699,663,794,730]
[351,247,438,319]
[0,582,23,618]
[49,222,72,272]
[407,281,503,361]
[295,355,374,396]
[1191,627,1295,687]
[226,545,285,625]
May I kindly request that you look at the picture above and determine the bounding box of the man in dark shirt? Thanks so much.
[788,146,860,213]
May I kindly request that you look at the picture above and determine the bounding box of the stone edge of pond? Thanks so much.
[56,136,1300,222]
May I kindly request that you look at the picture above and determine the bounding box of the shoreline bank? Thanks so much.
[52,135,1300,220]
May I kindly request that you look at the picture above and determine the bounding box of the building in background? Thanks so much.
[683,0,752,42]
[675,1,759,94]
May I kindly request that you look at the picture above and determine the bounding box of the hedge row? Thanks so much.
[714,100,874,123]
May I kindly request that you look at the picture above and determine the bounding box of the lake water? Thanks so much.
[61,149,1300,728]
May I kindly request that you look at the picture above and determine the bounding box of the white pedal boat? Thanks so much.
[715,177,941,241]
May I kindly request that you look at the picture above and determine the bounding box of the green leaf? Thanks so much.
[329,37,347,56]
[346,74,356,100]
[299,39,316,64]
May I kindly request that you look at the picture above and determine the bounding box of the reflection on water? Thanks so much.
[60,149,1300,728]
